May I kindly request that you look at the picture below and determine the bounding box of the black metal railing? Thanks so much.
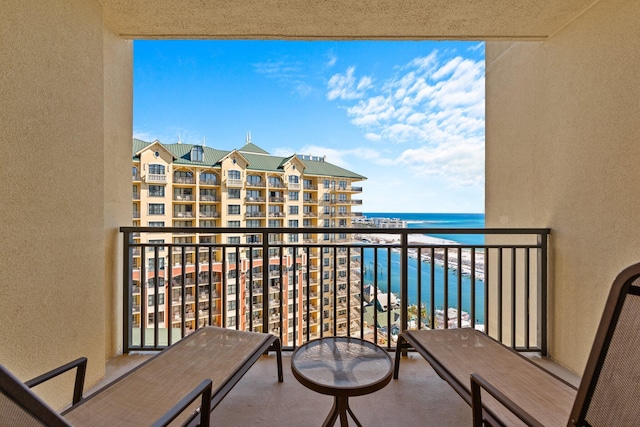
[121,227,550,356]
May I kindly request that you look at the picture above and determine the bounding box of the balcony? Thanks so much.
[145,173,166,183]
[199,194,220,202]
[173,176,195,185]
[199,210,220,218]
[226,178,243,188]
[173,194,194,201]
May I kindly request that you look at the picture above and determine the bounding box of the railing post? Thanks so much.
[262,232,269,336]
[539,232,549,356]
[122,229,132,353]
[400,232,408,334]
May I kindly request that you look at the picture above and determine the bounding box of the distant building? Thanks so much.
[353,216,407,228]
[131,137,366,345]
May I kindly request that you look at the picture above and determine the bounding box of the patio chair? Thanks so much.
[394,262,640,426]
[1,326,283,426]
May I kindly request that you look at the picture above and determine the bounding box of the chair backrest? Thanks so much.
[570,262,640,426]
[0,364,70,427]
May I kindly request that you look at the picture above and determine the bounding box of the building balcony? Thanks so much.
[246,181,266,188]
[246,211,266,218]
[144,173,166,183]
[269,196,285,203]
[199,195,220,202]
[226,178,243,188]
[173,211,195,218]
[173,177,195,185]
[199,178,219,186]
[173,194,194,201]
[199,211,220,218]
[245,196,266,203]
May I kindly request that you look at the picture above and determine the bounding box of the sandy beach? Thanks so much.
[356,233,485,280]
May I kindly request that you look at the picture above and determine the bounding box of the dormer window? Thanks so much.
[191,146,203,162]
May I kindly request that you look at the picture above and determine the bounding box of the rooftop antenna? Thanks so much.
[203,136,206,147]
[177,132,182,144]
[246,131,251,145]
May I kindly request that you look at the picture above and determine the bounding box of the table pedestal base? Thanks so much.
[322,395,362,427]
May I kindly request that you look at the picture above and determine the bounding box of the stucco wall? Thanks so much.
[0,0,130,408]
[486,0,640,373]
[103,26,133,358]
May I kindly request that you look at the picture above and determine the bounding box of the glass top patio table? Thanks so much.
[291,337,393,426]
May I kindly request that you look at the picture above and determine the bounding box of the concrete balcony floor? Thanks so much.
[93,351,579,426]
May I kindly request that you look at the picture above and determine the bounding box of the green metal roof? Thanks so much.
[132,139,366,180]
[237,142,270,155]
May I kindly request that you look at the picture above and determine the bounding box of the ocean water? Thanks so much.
[360,213,486,324]
[364,212,485,245]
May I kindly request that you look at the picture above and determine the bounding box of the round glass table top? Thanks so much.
[291,337,393,397]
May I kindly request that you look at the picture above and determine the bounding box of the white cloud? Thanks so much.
[326,48,485,190]
[326,53,337,68]
[327,67,373,101]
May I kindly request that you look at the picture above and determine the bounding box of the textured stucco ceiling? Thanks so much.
[102,0,597,40]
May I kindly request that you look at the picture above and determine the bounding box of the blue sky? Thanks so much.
[133,40,485,213]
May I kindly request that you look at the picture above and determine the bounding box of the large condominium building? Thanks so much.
[131,137,365,346]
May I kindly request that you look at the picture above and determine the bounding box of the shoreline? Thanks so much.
[356,233,485,280]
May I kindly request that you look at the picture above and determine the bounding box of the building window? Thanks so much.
[227,221,241,228]
[289,206,299,215]
[324,206,330,214]
[324,219,330,227]
[324,193,330,202]
[228,283,236,294]
[148,185,165,197]
[148,258,165,270]
[288,191,299,201]
[149,164,165,175]
[200,172,217,185]
[268,220,281,228]
[148,221,164,227]
[246,220,260,227]
[228,300,236,311]
[324,179,330,189]
[191,146,203,162]
[228,188,241,199]
[288,234,299,243]
[148,203,165,215]
[227,236,241,244]
[200,220,215,227]
[339,219,347,227]
[339,180,347,189]
[247,175,262,185]
[288,220,298,228]
[247,190,261,199]
[148,293,165,306]
[229,170,241,180]
[174,171,193,183]
[247,234,260,244]
[228,205,240,215]
[228,317,236,327]
[289,175,299,184]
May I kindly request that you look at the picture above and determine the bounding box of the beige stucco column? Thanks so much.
[0,0,132,407]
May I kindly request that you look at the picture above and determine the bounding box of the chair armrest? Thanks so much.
[470,373,543,427]
[25,357,87,406]
[151,379,213,427]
